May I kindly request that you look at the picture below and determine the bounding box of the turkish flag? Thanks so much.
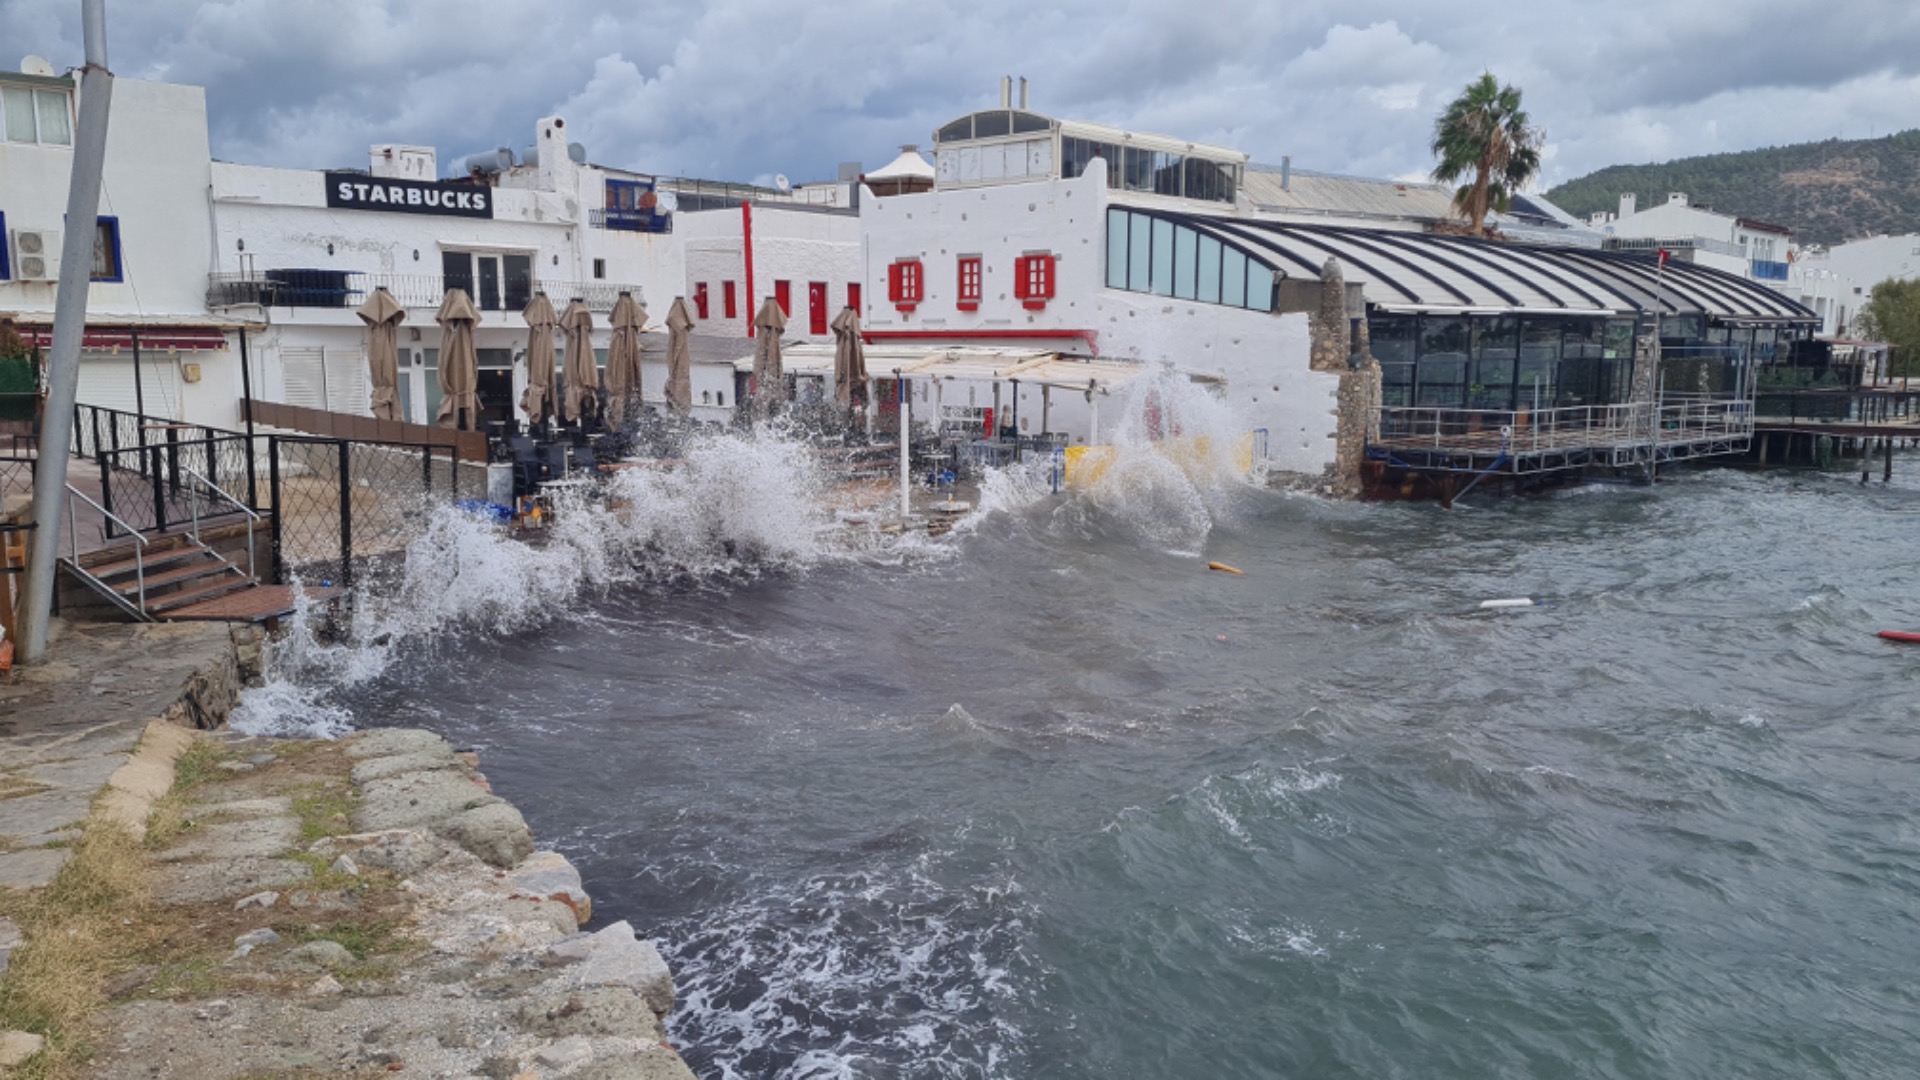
[1658,248,1670,265]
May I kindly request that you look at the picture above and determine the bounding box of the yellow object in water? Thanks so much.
[1207,562,1244,575]
[1061,433,1257,489]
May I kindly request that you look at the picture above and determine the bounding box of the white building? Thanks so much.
[1591,192,1794,291]
[1,59,243,427]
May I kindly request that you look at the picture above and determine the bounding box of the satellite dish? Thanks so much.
[20,55,55,77]
[774,173,791,193]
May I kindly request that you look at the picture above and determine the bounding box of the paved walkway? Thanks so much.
[0,619,243,889]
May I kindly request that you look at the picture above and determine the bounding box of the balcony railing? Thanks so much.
[589,208,673,233]
[209,272,642,314]
[1603,235,1745,258]
[1750,260,1790,281]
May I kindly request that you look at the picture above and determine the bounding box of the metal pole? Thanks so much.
[338,440,353,589]
[897,370,910,519]
[21,0,113,664]
[238,328,257,507]
[131,327,146,431]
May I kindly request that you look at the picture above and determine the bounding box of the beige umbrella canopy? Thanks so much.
[520,291,558,428]
[663,297,695,415]
[356,286,406,421]
[604,291,647,425]
[751,296,788,422]
[830,305,868,410]
[559,300,599,425]
[434,287,481,430]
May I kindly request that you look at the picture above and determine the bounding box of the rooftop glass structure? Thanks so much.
[932,110,1246,205]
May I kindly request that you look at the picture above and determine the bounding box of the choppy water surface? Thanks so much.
[249,408,1920,1078]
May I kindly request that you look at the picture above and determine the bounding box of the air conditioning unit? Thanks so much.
[12,229,62,281]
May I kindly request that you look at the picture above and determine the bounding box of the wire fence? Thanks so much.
[267,435,485,587]
[89,435,258,539]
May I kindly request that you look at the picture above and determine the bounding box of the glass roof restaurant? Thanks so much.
[932,107,1247,205]
[1100,207,1820,479]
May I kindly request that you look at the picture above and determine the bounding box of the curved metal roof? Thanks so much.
[1144,210,1815,323]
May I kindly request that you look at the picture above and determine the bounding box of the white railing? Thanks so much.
[1376,397,1753,458]
[65,482,148,619]
[183,466,260,581]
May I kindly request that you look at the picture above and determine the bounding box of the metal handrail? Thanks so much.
[65,481,149,617]
[182,466,260,580]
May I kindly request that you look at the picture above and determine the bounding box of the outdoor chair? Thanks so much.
[541,442,570,482]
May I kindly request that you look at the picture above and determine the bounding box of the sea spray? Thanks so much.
[234,425,931,735]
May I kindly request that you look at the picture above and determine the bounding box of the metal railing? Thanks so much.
[266,433,485,588]
[1376,396,1754,459]
[1603,235,1745,258]
[91,433,259,539]
[65,481,148,619]
[183,466,260,580]
[208,271,645,314]
[589,208,673,233]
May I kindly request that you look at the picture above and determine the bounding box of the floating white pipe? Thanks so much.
[1479,598,1534,610]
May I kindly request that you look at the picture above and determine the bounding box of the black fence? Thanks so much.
[89,433,257,539]
[267,434,483,588]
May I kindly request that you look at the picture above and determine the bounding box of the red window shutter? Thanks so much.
[1040,255,1055,297]
[1021,253,1054,310]
[774,280,791,316]
[888,262,902,302]
[723,281,737,319]
[848,282,861,314]
[957,257,981,311]
[693,282,709,320]
[1012,256,1029,300]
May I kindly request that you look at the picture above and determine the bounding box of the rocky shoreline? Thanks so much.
[0,685,698,1079]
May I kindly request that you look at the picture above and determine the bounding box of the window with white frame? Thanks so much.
[2,82,72,146]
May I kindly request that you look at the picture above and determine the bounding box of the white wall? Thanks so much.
[675,205,861,342]
[859,160,1336,475]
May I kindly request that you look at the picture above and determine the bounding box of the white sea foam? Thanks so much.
[233,424,947,735]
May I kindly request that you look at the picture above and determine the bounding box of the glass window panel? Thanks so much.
[1369,317,1417,363]
[423,348,442,423]
[1603,319,1636,360]
[34,91,70,145]
[1519,318,1562,364]
[1173,226,1197,300]
[1196,235,1221,303]
[3,87,35,142]
[1222,249,1247,309]
[1416,357,1467,407]
[1246,265,1270,311]
[1128,213,1151,292]
[1473,316,1518,360]
[1154,152,1183,196]
[396,353,414,423]
[1419,316,1469,363]
[91,221,116,278]
[1011,111,1049,134]
[1149,218,1174,296]
[1107,210,1129,289]
[973,111,1010,138]
[937,117,973,142]
[1380,363,1414,407]
[1123,147,1156,192]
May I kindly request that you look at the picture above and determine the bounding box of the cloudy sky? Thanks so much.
[4,0,1917,190]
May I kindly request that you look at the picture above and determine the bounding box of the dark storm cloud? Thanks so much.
[2,0,1915,188]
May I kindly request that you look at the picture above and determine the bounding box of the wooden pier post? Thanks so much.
[1885,435,1894,483]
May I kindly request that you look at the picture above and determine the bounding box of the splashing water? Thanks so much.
[1049,370,1266,554]
[233,425,930,736]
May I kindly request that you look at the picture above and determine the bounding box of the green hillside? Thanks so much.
[1544,130,1920,247]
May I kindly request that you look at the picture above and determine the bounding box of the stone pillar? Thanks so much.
[1309,258,1350,374]
[1332,359,1383,497]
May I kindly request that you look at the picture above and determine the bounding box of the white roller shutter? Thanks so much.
[281,346,325,410]
[323,346,367,416]
[76,352,181,419]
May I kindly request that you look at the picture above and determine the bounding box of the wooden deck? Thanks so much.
[163,584,342,624]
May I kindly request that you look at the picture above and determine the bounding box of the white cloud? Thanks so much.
[1,0,1915,193]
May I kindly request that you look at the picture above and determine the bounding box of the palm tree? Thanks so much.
[1430,73,1543,238]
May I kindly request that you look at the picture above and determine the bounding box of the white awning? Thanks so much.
[728,344,1189,390]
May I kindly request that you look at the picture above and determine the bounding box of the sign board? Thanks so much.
[324,172,494,218]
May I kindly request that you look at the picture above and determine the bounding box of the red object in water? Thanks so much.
[1876,630,1920,643]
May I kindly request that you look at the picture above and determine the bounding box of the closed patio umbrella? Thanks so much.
[664,297,695,415]
[831,305,868,410]
[604,291,647,424]
[434,287,481,430]
[356,286,405,421]
[751,296,787,422]
[559,299,598,426]
[520,290,557,428]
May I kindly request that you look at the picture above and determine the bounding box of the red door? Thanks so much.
[774,280,791,317]
[847,282,861,316]
[809,282,828,336]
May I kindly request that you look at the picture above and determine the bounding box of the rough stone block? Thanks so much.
[518,988,659,1040]
[152,815,299,863]
[349,750,463,786]
[343,729,455,760]
[0,1030,46,1068]
[550,921,676,1017]
[506,851,592,924]
[434,801,534,869]
[311,829,454,879]
[287,940,354,971]
[354,770,501,833]
[153,856,312,904]
[0,847,71,890]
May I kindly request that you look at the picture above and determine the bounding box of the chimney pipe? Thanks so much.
[1001,75,1012,108]
[1019,77,1028,109]
[1281,155,1291,191]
